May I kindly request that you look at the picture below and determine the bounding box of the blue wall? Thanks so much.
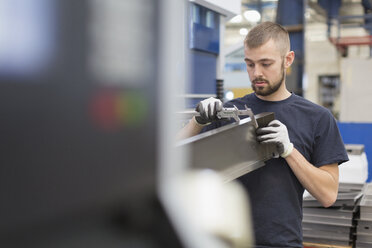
[276,0,304,96]
[187,3,220,109]
[338,122,372,182]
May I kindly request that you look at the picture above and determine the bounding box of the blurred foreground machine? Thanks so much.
[177,112,277,182]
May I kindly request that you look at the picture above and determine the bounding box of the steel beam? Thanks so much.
[177,112,276,182]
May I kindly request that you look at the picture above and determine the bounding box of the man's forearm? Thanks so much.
[285,148,339,207]
[176,117,205,140]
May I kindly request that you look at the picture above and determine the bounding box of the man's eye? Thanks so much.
[262,63,271,67]
[247,64,254,68]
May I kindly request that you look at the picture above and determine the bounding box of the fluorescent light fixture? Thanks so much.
[230,14,242,23]
[239,28,248,36]
[243,10,261,23]
[225,91,234,101]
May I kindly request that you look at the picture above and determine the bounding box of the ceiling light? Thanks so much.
[225,91,234,101]
[243,10,261,23]
[239,28,248,36]
[230,14,242,23]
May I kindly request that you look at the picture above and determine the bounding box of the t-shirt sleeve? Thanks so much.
[201,120,221,133]
[311,110,349,167]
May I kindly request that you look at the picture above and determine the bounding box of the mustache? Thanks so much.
[252,78,269,84]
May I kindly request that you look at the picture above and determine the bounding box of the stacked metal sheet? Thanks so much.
[302,183,364,247]
[355,183,372,248]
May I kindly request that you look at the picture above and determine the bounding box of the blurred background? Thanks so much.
[0,0,371,247]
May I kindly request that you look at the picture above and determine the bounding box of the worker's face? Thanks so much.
[244,39,288,97]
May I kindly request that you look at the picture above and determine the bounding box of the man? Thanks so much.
[179,22,349,247]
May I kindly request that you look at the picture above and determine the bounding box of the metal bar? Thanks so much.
[176,112,276,182]
[177,105,259,124]
[329,35,372,47]
[337,13,372,21]
[177,94,216,99]
[335,23,372,29]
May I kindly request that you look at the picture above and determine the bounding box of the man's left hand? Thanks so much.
[256,120,294,158]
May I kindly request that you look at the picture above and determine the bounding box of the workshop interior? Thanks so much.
[0,0,371,247]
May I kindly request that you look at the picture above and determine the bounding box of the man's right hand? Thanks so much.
[194,97,223,125]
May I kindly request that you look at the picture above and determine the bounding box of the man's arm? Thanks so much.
[285,149,339,207]
[176,97,223,140]
[176,117,204,140]
[257,120,339,208]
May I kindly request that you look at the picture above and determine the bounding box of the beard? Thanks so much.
[251,64,285,97]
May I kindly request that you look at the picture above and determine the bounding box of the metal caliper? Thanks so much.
[217,105,258,128]
[192,104,258,128]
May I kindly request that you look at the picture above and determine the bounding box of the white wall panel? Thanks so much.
[190,0,240,19]
[340,58,372,122]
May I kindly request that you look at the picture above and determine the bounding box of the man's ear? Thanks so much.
[284,51,295,68]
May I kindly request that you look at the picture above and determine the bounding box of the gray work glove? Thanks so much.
[256,120,294,158]
[194,97,223,125]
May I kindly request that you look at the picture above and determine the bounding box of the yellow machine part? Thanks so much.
[228,88,254,98]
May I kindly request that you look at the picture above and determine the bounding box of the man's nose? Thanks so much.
[253,66,263,77]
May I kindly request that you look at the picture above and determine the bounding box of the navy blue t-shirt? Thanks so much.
[202,93,349,248]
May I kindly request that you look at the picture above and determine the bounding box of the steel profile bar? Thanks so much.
[177,112,277,182]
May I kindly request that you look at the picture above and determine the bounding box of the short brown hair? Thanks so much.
[244,22,290,56]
